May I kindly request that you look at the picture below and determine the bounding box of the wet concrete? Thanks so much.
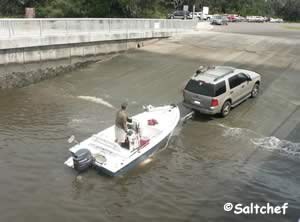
[0,39,159,89]
[0,23,299,221]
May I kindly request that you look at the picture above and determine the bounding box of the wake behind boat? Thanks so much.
[64,104,180,176]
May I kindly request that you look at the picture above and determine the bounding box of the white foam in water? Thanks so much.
[218,123,258,137]
[251,136,300,158]
[217,123,300,158]
[223,127,244,137]
[77,96,115,109]
[71,119,84,123]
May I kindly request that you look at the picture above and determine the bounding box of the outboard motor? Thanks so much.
[72,149,95,172]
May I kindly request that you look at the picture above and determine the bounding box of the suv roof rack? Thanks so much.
[213,70,235,82]
[193,66,235,82]
[194,66,215,77]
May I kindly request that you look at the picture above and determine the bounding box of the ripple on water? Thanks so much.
[252,136,300,158]
[218,123,300,159]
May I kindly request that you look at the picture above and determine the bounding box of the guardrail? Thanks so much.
[0,18,197,49]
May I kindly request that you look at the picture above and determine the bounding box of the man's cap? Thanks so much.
[121,102,128,109]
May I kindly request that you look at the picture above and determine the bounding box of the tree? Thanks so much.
[281,0,300,21]
[0,0,22,16]
[1,0,299,21]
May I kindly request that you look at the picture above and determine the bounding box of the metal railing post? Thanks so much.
[39,19,42,37]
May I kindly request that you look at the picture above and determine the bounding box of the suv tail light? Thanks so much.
[211,99,219,107]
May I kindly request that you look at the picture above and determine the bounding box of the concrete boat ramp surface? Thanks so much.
[0,23,299,221]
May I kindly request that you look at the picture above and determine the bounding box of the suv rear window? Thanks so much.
[185,80,227,97]
[185,80,214,97]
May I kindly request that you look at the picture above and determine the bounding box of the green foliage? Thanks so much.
[281,0,300,21]
[36,0,85,17]
[1,0,299,21]
[0,0,22,16]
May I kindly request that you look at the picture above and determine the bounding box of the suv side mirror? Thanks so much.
[246,75,252,81]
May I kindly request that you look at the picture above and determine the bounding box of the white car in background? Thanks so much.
[270,18,284,23]
[246,16,265,23]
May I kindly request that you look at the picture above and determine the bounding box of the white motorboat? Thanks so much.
[64,104,180,176]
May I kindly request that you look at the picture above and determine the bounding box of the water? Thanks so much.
[77,96,116,109]
[0,76,298,222]
[1,32,300,221]
[252,137,300,158]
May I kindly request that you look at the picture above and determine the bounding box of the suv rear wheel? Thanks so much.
[251,83,259,98]
[221,100,231,117]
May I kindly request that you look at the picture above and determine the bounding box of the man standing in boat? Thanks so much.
[115,102,130,148]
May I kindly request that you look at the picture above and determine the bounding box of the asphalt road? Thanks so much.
[213,22,300,39]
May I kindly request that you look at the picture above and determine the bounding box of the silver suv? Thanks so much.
[183,66,261,117]
[211,15,228,25]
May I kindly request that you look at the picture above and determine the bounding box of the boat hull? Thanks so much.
[95,135,169,176]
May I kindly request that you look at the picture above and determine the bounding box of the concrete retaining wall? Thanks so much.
[0,18,197,88]
[0,18,197,51]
